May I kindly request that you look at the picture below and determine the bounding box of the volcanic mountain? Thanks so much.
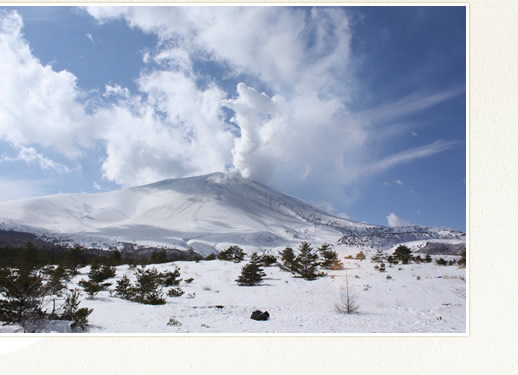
[0,173,464,254]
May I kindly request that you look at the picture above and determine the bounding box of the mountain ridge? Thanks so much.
[0,172,464,254]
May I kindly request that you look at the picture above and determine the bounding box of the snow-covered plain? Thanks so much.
[1,250,466,334]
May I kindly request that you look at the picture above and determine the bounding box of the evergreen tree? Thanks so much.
[0,268,48,332]
[88,265,116,283]
[318,243,344,270]
[393,245,412,264]
[65,245,87,274]
[113,275,134,300]
[355,251,366,261]
[279,247,298,272]
[167,287,185,297]
[236,263,266,286]
[249,253,262,265]
[78,279,110,299]
[205,254,217,261]
[425,254,432,263]
[386,255,399,266]
[218,246,246,262]
[44,265,70,318]
[17,242,40,273]
[371,249,385,263]
[293,242,325,280]
[109,250,122,266]
[133,267,166,305]
[151,249,168,264]
[61,289,93,331]
[436,258,447,266]
[259,254,277,267]
[159,267,182,287]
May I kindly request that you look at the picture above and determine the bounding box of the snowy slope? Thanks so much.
[0,172,464,254]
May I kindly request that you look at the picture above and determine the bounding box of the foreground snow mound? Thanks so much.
[0,172,464,253]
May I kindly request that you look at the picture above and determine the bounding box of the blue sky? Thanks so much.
[0,6,466,231]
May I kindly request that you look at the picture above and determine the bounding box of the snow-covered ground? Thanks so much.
[1,254,466,334]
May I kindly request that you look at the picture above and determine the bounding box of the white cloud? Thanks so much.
[368,140,457,175]
[83,6,462,195]
[86,32,93,42]
[395,179,403,185]
[386,212,411,227]
[0,8,462,202]
[86,7,351,95]
[0,11,92,159]
[94,70,234,186]
[1,144,71,173]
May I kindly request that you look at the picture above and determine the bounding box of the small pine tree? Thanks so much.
[45,265,70,318]
[65,245,87,275]
[167,287,185,297]
[236,263,266,286]
[355,251,366,261]
[279,247,298,272]
[0,268,48,332]
[249,253,262,265]
[71,307,93,331]
[151,249,168,264]
[379,263,386,272]
[114,275,134,300]
[17,242,40,273]
[159,267,182,287]
[79,279,110,299]
[386,255,398,266]
[371,249,385,263]
[205,253,217,261]
[88,265,116,283]
[133,267,166,305]
[218,246,246,262]
[436,258,447,266]
[293,242,325,280]
[393,245,412,264]
[318,243,344,270]
[257,250,277,267]
[425,254,432,263]
[61,289,93,331]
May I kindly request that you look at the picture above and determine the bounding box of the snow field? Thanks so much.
[11,255,466,334]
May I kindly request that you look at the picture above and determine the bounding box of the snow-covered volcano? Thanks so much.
[0,173,463,254]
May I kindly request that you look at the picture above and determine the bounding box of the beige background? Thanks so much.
[1,0,515,373]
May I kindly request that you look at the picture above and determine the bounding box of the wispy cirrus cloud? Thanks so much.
[1,144,72,173]
[368,140,458,176]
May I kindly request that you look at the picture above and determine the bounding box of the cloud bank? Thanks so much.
[0,8,462,206]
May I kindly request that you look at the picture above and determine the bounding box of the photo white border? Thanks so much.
[6,1,513,373]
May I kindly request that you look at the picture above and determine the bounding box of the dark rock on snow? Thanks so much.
[251,310,269,321]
